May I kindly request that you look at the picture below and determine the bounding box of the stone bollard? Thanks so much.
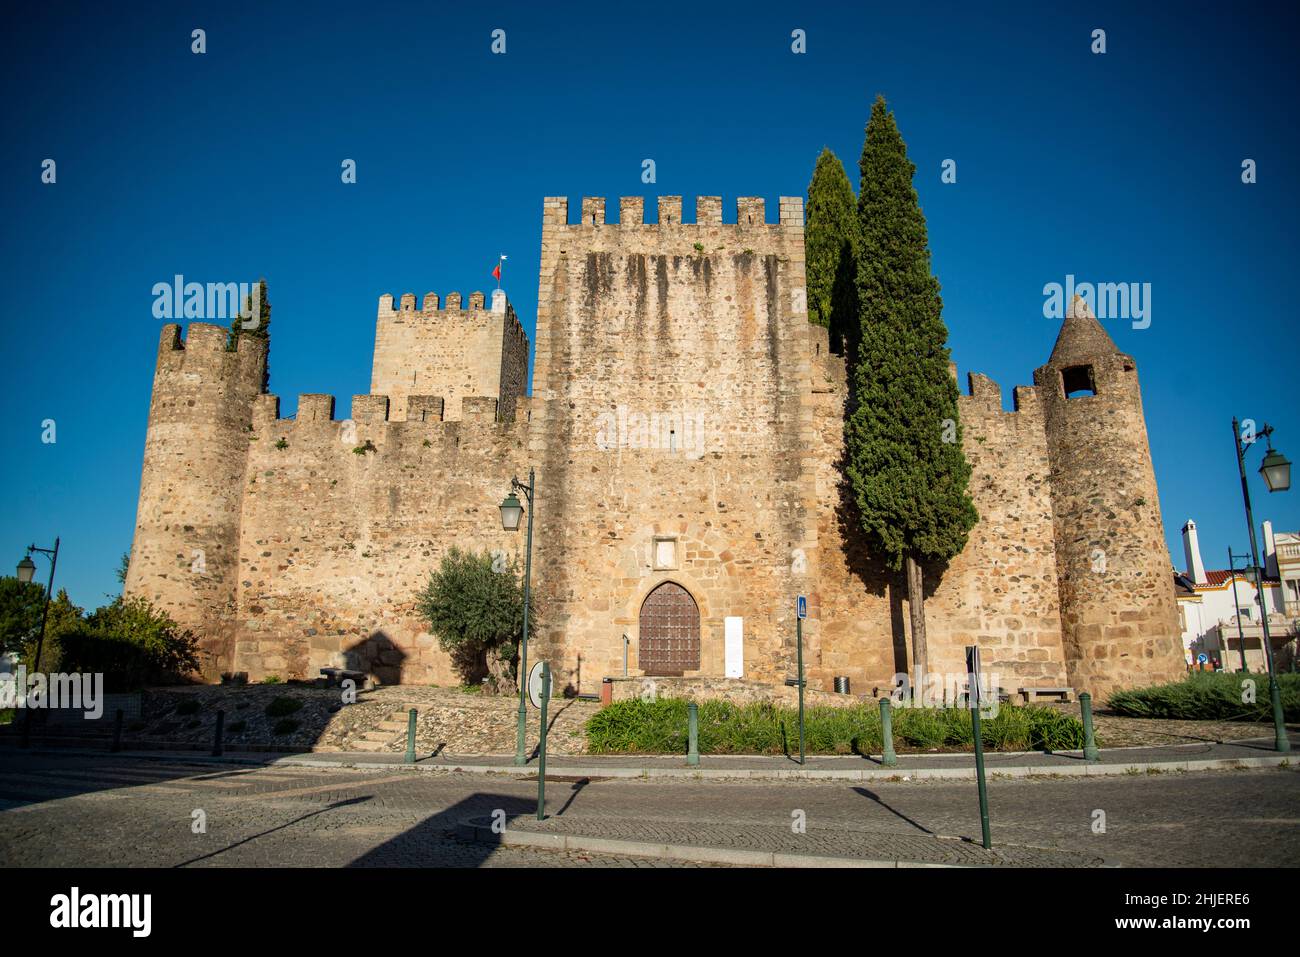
[879,698,897,767]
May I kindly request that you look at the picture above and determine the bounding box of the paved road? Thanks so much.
[0,750,1295,867]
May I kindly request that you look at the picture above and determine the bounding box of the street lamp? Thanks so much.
[14,537,60,748]
[1232,418,1290,753]
[500,468,535,766]
[1259,448,1292,493]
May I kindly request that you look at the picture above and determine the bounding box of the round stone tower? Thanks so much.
[124,323,266,678]
[1033,296,1185,695]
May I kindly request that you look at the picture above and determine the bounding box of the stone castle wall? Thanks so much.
[808,325,1069,697]
[124,195,1183,698]
[230,391,529,685]
[125,324,266,678]
[526,196,819,695]
[1035,340,1185,695]
[370,290,528,422]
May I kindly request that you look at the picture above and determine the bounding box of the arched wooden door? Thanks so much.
[638,581,700,675]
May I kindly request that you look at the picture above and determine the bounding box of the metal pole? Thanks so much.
[1079,692,1099,762]
[515,468,535,767]
[687,701,699,766]
[1228,549,1249,672]
[31,538,58,676]
[405,708,417,764]
[536,662,550,820]
[1233,418,1289,753]
[879,698,897,767]
[797,616,805,765]
[213,709,225,757]
[20,538,58,749]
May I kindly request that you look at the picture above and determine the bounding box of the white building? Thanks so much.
[1174,518,1297,670]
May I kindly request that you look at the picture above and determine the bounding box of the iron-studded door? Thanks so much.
[638,581,700,675]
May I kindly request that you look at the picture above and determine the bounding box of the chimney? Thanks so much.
[1182,519,1206,583]
[1264,520,1279,579]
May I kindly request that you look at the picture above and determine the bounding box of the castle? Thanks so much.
[124,194,1186,699]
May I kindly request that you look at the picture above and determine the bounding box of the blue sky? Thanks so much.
[2,1,1297,607]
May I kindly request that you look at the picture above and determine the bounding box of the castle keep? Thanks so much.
[125,195,1186,698]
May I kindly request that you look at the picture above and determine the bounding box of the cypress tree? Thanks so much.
[805,147,860,353]
[230,278,271,391]
[847,96,977,675]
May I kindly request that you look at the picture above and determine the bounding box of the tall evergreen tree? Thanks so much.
[230,278,271,391]
[805,147,860,353]
[847,96,977,675]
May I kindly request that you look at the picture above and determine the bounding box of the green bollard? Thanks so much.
[1080,692,1099,762]
[405,708,417,764]
[879,698,897,767]
[537,663,550,820]
[971,699,992,849]
[687,701,699,767]
[796,616,805,766]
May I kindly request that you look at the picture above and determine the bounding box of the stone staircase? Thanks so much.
[349,705,416,753]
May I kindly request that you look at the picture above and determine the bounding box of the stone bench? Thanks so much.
[317,668,368,690]
[1017,686,1073,705]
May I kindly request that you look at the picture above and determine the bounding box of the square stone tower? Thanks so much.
[370,288,528,421]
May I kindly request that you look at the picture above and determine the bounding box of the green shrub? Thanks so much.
[176,700,200,716]
[1107,672,1300,723]
[586,698,1084,755]
[265,696,303,718]
[272,718,300,735]
[56,596,200,691]
[227,720,247,733]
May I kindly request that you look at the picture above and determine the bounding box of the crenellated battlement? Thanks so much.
[253,392,525,431]
[544,195,804,228]
[379,289,512,319]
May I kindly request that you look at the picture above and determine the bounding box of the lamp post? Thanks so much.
[1232,418,1292,753]
[15,537,60,749]
[1227,549,1253,673]
[500,468,534,766]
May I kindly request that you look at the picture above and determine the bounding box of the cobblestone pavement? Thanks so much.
[0,751,1295,867]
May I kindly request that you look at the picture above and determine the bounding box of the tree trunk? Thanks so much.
[905,555,928,677]
[485,647,517,696]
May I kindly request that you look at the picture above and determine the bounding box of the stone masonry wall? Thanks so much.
[527,196,819,696]
[1036,345,1185,695]
[809,326,1069,697]
[230,392,529,684]
[125,324,266,679]
[370,291,528,422]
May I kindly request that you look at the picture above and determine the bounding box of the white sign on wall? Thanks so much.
[724,617,744,678]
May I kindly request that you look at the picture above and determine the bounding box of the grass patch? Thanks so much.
[586,698,1085,755]
[1106,672,1300,723]
[265,696,304,718]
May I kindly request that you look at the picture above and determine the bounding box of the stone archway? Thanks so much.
[638,581,700,675]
